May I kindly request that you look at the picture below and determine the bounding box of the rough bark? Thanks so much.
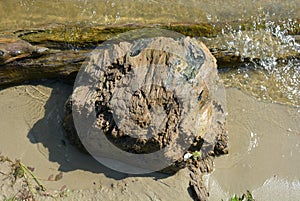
[63,36,228,200]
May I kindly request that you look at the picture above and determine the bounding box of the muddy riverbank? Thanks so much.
[0,1,299,200]
[0,81,299,200]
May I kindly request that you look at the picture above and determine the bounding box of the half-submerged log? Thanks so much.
[1,20,299,87]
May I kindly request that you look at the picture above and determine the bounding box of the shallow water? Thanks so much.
[1,0,299,106]
[209,88,300,200]
[216,22,300,106]
[220,58,300,106]
[0,0,300,200]
[0,0,299,31]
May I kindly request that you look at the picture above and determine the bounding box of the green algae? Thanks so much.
[16,19,299,49]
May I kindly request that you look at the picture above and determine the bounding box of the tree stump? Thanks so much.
[64,29,228,176]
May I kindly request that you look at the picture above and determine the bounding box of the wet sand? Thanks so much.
[209,88,300,200]
[0,82,299,200]
[0,81,192,200]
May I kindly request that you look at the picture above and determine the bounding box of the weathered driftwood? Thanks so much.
[64,35,228,200]
[1,38,299,87]
[0,20,299,86]
[0,48,87,86]
[0,35,48,64]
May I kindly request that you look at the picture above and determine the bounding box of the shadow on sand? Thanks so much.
[26,80,170,181]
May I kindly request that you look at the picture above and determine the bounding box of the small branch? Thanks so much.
[19,161,46,191]
[0,170,7,175]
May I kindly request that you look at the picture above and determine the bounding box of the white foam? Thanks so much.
[252,177,300,201]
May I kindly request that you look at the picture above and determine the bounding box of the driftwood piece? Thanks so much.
[1,43,299,87]
[0,22,299,87]
[0,45,88,86]
[0,35,48,65]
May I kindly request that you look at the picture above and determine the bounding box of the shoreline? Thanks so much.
[0,81,299,200]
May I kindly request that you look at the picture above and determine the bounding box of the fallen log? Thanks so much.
[0,20,299,87]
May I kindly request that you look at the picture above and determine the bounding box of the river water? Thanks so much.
[0,1,299,200]
[0,0,299,31]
